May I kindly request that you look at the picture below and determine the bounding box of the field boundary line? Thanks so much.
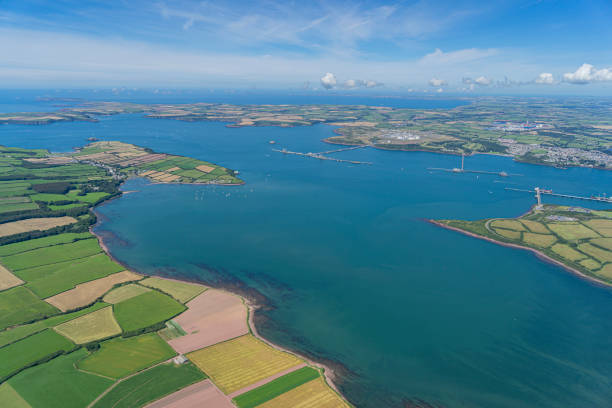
[85,358,173,408]
[228,362,307,398]
[10,247,103,272]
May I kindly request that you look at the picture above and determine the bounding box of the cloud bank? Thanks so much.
[563,64,612,84]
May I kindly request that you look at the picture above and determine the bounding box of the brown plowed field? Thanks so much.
[168,290,248,354]
[144,379,234,408]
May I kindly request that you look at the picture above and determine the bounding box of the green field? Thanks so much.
[140,277,206,303]
[0,302,109,347]
[77,333,176,378]
[1,238,101,271]
[233,366,320,408]
[91,362,206,408]
[16,253,124,298]
[0,329,74,381]
[547,223,600,241]
[0,233,92,257]
[102,283,150,304]
[0,286,59,329]
[113,290,186,333]
[8,349,114,408]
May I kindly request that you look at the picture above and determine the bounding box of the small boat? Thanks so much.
[269,140,276,144]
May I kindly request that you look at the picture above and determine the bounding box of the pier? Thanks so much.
[272,147,372,165]
[427,153,520,177]
[505,187,612,203]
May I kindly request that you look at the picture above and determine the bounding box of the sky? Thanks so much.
[1,0,612,94]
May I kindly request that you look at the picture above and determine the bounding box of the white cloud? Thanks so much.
[364,80,382,88]
[320,72,337,89]
[563,63,612,84]
[534,72,555,84]
[474,76,491,86]
[419,48,498,66]
[428,78,447,87]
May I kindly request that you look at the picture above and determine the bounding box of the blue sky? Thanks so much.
[1,0,611,93]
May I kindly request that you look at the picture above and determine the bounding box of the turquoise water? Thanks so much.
[2,112,612,407]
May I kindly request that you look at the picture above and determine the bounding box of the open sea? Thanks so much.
[1,91,612,407]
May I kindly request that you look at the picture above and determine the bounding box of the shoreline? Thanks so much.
[427,219,612,290]
[89,190,351,406]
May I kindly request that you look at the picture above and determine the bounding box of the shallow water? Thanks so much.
[1,108,612,407]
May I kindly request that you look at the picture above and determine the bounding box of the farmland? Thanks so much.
[436,205,612,285]
[140,276,206,303]
[54,307,121,344]
[257,377,349,408]
[0,143,348,408]
[187,334,303,394]
[233,366,320,408]
[77,333,176,378]
[113,290,186,333]
[7,349,114,408]
[91,362,206,408]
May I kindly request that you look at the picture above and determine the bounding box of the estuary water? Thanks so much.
[1,105,612,407]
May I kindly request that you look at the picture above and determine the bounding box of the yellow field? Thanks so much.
[550,244,587,261]
[54,306,121,344]
[577,243,612,263]
[45,270,141,311]
[493,228,521,240]
[0,382,31,408]
[595,263,612,279]
[523,232,556,248]
[196,165,215,173]
[0,216,76,238]
[187,334,303,394]
[520,219,549,234]
[166,166,181,172]
[102,283,150,304]
[490,219,525,231]
[580,258,601,271]
[0,263,23,290]
[591,238,612,251]
[258,377,349,408]
[547,223,600,241]
[583,219,612,237]
[140,277,206,303]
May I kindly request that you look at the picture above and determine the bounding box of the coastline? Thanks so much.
[89,190,352,406]
[427,219,612,290]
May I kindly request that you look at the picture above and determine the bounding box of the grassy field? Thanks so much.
[54,307,121,344]
[1,238,101,271]
[140,277,206,303]
[257,377,348,408]
[45,270,141,312]
[0,233,92,257]
[8,349,114,408]
[547,223,600,241]
[91,362,206,408]
[187,334,303,394]
[113,290,186,333]
[520,219,549,234]
[233,366,320,408]
[493,228,521,240]
[578,243,612,263]
[0,383,31,408]
[77,333,176,379]
[551,243,587,261]
[522,232,557,248]
[0,286,59,330]
[16,253,124,298]
[0,302,109,347]
[158,320,186,341]
[591,238,612,251]
[490,219,525,231]
[584,219,612,237]
[102,283,150,304]
[0,329,74,381]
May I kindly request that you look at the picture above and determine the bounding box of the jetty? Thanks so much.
[427,153,521,177]
[505,187,612,204]
[272,146,372,165]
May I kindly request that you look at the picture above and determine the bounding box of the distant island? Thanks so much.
[1,97,611,169]
[432,205,612,286]
[0,142,349,408]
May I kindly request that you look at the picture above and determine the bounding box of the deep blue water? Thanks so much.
[0,102,611,408]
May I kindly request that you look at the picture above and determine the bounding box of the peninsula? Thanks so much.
[1,97,611,169]
[0,143,349,408]
[433,205,612,286]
